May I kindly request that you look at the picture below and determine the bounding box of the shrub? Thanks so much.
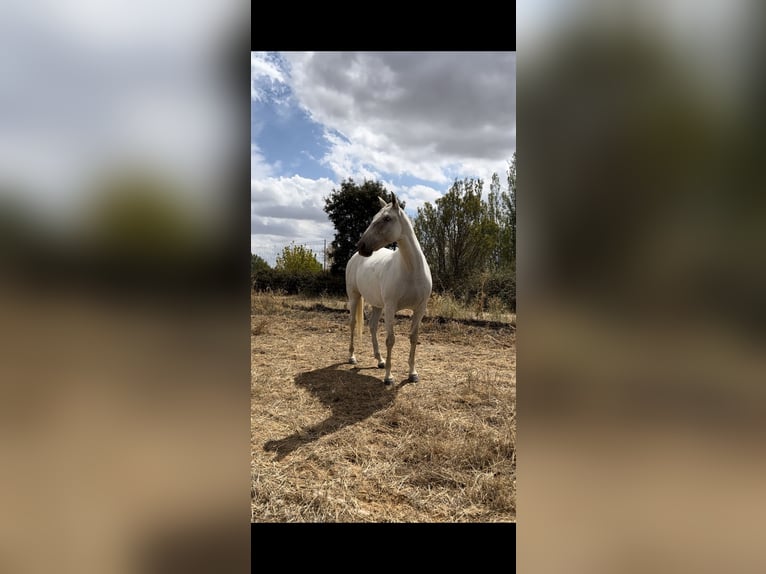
[252,269,346,297]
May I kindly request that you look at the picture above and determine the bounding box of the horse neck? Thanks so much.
[395,215,427,275]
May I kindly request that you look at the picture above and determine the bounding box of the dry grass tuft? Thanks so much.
[251,291,515,522]
[428,291,516,325]
[251,318,268,336]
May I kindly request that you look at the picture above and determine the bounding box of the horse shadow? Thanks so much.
[263,363,405,461]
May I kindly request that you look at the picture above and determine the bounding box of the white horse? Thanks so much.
[346,193,433,385]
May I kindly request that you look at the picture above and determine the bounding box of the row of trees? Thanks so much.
[252,153,516,309]
[414,157,516,294]
[250,243,342,294]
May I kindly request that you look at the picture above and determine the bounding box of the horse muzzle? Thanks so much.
[357,240,373,257]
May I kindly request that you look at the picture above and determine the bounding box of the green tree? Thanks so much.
[251,253,270,274]
[487,172,504,269]
[250,253,271,290]
[275,242,322,274]
[507,153,516,265]
[323,178,404,275]
[484,155,517,271]
[414,177,497,291]
[497,153,516,270]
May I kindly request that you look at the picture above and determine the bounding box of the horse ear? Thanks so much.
[378,196,387,208]
[391,193,399,209]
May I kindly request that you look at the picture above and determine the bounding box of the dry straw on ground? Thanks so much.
[251,291,516,522]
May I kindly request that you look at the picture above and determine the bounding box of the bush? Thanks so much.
[439,268,516,313]
[275,243,322,274]
[252,269,346,297]
[252,266,515,312]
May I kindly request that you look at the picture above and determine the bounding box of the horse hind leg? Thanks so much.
[348,294,363,364]
[383,306,396,385]
[369,306,385,368]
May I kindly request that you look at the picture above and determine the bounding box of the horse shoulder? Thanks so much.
[345,252,361,285]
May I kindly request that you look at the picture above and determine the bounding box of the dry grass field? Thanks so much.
[251,291,516,522]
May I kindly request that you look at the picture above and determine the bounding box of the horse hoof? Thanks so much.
[408,374,419,383]
[349,357,357,365]
[377,361,385,369]
[383,377,394,386]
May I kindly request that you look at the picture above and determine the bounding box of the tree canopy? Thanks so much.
[251,253,270,275]
[323,178,404,275]
[414,158,515,293]
[275,242,322,274]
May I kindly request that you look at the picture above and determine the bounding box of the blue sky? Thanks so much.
[251,52,516,265]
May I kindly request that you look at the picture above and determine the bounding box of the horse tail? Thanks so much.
[355,296,364,339]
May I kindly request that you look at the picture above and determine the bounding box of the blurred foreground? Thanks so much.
[519,1,766,572]
[0,288,248,573]
[0,2,250,572]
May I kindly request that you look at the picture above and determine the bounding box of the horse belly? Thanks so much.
[395,284,431,311]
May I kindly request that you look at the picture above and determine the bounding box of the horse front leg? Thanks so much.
[383,306,396,386]
[407,304,427,383]
[369,306,385,368]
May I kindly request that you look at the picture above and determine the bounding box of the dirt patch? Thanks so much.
[251,293,516,522]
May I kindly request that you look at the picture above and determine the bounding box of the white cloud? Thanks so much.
[250,52,289,104]
[283,52,516,184]
[398,184,443,213]
[320,129,450,185]
[251,143,276,180]
[251,52,284,83]
[251,174,334,213]
[251,175,336,258]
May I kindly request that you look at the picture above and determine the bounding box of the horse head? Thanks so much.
[356,193,403,257]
